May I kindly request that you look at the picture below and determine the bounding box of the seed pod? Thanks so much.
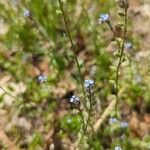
[117,0,129,9]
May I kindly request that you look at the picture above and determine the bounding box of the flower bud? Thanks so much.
[117,0,129,9]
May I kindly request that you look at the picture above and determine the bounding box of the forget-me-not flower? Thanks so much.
[84,79,94,93]
[98,13,110,24]
[120,121,128,128]
[109,117,119,125]
[38,75,47,83]
[23,9,30,17]
[124,42,133,49]
[70,95,79,103]
[70,95,80,108]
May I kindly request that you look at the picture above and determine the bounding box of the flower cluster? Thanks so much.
[38,75,47,83]
[70,95,80,109]
[98,13,110,24]
[84,79,94,94]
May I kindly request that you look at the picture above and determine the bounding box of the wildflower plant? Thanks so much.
[0,0,150,149]
[38,75,47,83]
[57,0,133,148]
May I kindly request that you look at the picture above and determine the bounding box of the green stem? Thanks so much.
[79,108,86,133]
[78,94,92,146]
[115,7,128,113]
[58,0,87,107]
[84,94,93,132]
[107,22,121,52]
[107,7,128,115]
[0,86,18,99]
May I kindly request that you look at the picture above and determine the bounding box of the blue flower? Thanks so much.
[120,121,128,128]
[109,117,119,125]
[23,9,30,17]
[84,79,94,93]
[70,95,80,109]
[70,95,79,103]
[124,42,133,49]
[98,13,110,23]
[115,146,122,150]
[38,75,47,83]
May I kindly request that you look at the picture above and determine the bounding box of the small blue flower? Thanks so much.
[120,121,128,128]
[84,79,94,93]
[70,95,79,103]
[115,146,122,150]
[109,117,119,125]
[98,13,110,23]
[70,95,80,109]
[124,42,133,49]
[23,9,30,17]
[38,75,47,83]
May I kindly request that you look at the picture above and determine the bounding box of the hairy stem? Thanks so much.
[115,7,128,112]
[107,7,128,115]
[58,0,87,106]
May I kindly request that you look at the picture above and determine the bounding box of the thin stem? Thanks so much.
[106,7,128,115]
[85,96,92,131]
[107,22,121,52]
[79,108,86,132]
[115,7,128,112]
[0,86,17,99]
[77,94,93,147]
[28,16,50,43]
[58,0,87,106]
